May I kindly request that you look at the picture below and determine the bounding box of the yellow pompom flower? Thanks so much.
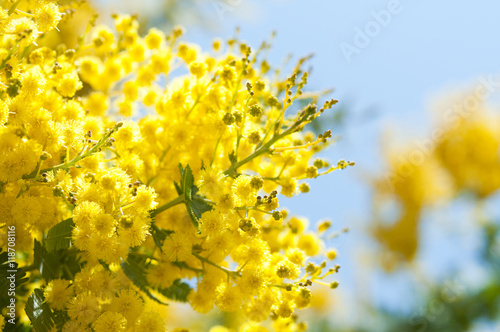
[88,234,119,263]
[35,3,62,32]
[327,249,337,260]
[190,62,207,79]
[19,67,46,98]
[44,279,73,311]
[286,248,305,266]
[275,299,295,318]
[143,88,159,106]
[99,167,131,195]
[85,92,108,116]
[113,121,142,151]
[110,289,143,323]
[217,192,236,212]
[294,287,312,309]
[92,25,115,52]
[288,217,308,234]
[118,216,150,247]
[275,259,300,280]
[244,290,276,322]
[94,312,127,332]
[146,263,180,289]
[5,17,41,48]
[117,152,145,178]
[297,233,321,256]
[58,73,83,97]
[129,40,146,62]
[188,288,215,313]
[123,81,139,101]
[145,28,165,49]
[162,232,192,262]
[67,291,101,326]
[11,196,41,224]
[200,210,226,236]
[232,175,258,206]
[134,185,158,212]
[79,56,103,85]
[232,238,270,266]
[91,213,116,235]
[0,139,41,182]
[135,312,165,332]
[215,283,243,312]
[280,177,298,198]
[197,166,224,198]
[238,268,267,296]
[73,201,103,226]
[72,224,92,251]
[63,100,85,120]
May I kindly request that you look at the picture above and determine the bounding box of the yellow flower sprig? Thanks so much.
[22,122,123,180]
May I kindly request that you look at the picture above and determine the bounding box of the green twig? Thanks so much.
[192,252,240,277]
[150,195,184,218]
[223,120,301,177]
[8,0,23,15]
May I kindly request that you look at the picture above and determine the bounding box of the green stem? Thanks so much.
[8,0,23,15]
[257,119,275,150]
[150,195,184,218]
[184,94,202,120]
[223,121,300,177]
[159,145,171,163]
[210,135,222,166]
[19,44,31,61]
[174,261,203,274]
[229,72,245,111]
[0,46,15,70]
[192,252,240,277]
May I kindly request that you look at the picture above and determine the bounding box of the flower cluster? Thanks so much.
[0,1,351,331]
[371,94,500,270]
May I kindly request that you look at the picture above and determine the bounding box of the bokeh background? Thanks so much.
[87,1,500,331]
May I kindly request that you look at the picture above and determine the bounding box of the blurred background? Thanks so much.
[83,1,500,330]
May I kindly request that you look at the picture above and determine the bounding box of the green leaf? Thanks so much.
[25,289,54,332]
[157,279,192,302]
[178,163,200,230]
[34,240,60,281]
[121,258,167,305]
[150,222,174,250]
[192,195,213,219]
[44,218,74,252]
[179,163,194,202]
[185,202,200,230]
[173,181,182,196]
